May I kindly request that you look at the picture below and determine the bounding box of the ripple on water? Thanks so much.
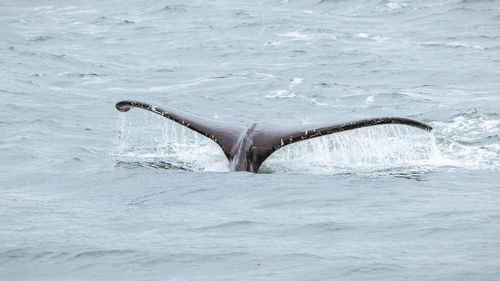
[1,1,500,280]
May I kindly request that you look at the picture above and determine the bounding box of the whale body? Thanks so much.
[116,100,432,172]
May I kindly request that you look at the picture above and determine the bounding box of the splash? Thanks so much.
[430,113,500,169]
[114,113,229,172]
[115,113,440,174]
[115,111,500,174]
[116,112,128,152]
[262,125,440,174]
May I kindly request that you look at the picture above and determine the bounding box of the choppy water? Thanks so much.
[1,0,500,280]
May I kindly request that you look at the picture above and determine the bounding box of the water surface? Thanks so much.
[1,0,500,280]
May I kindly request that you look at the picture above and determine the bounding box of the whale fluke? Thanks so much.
[116,100,246,161]
[116,100,432,172]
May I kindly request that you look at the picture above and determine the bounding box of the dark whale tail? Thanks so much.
[116,100,432,172]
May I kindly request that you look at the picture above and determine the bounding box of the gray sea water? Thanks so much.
[1,0,500,280]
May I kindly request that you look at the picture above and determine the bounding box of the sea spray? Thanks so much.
[117,112,128,154]
[116,116,229,172]
[262,124,437,174]
[116,111,500,173]
[116,115,440,174]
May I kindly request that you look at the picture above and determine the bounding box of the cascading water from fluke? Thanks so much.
[263,124,442,174]
[115,100,434,173]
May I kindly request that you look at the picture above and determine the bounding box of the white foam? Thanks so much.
[354,33,369,38]
[373,35,390,43]
[386,2,400,9]
[447,41,484,49]
[278,32,311,41]
[264,41,281,46]
[266,90,296,99]
[306,98,328,106]
[265,77,302,99]
[430,114,500,169]
[418,41,484,50]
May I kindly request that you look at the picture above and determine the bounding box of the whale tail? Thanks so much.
[116,100,246,161]
[116,100,432,172]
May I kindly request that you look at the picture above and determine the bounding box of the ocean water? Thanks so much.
[1,0,500,280]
